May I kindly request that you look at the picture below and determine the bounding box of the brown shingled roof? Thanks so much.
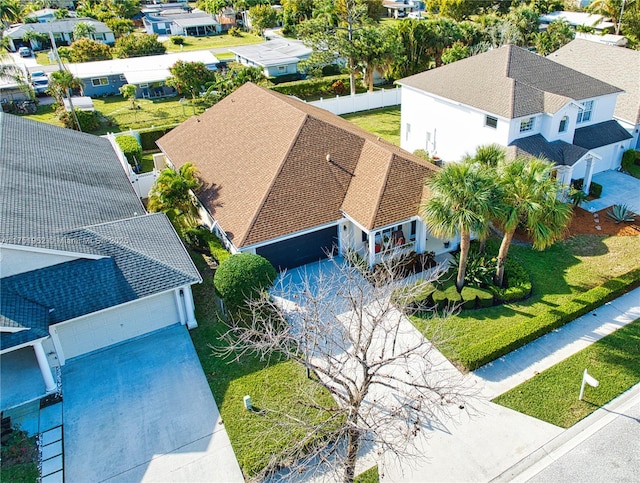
[397,44,621,119]
[157,83,437,248]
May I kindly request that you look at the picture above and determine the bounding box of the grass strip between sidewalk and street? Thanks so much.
[493,318,640,428]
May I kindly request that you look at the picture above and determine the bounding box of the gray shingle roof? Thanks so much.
[550,40,640,125]
[573,120,633,150]
[0,114,201,349]
[397,45,622,119]
[0,292,49,350]
[508,134,589,166]
[5,18,112,38]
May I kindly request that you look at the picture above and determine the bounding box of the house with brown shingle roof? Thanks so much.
[157,83,444,270]
[549,40,640,150]
[397,45,633,193]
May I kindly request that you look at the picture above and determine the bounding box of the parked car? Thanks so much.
[31,71,49,96]
[18,46,32,57]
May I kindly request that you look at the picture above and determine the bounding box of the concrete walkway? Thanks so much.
[473,286,640,399]
[583,171,640,214]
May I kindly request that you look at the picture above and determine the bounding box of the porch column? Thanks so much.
[368,232,376,269]
[174,288,187,325]
[583,157,595,194]
[182,286,198,329]
[415,219,427,253]
[33,340,56,393]
[556,165,573,190]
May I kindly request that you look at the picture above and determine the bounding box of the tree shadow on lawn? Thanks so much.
[562,235,610,258]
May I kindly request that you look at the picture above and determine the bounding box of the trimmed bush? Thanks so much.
[457,267,640,370]
[214,253,277,313]
[115,135,142,165]
[621,149,640,178]
[139,126,175,151]
[476,289,494,308]
[270,74,352,100]
[59,109,101,132]
[589,181,603,199]
[170,35,185,45]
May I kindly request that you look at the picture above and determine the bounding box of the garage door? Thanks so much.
[256,226,338,271]
[53,291,180,363]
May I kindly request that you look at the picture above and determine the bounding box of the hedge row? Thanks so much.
[269,74,352,99]
[115,135,142,165]
[457,267,640,371]
[138,126,175,151]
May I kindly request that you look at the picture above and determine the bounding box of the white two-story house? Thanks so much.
[397,45,633,193]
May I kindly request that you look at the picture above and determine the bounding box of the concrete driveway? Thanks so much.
[583,170,640,214]
[62,324,242,482]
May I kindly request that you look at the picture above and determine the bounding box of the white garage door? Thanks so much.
[53,291,180,363]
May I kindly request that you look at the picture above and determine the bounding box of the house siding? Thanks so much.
[400,86,510,162]
[81,74,125,97]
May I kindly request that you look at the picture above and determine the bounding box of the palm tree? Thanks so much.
[148,163,202,226]
[493,157,572,287]
[421,162,498,292]
[48,70,83,130]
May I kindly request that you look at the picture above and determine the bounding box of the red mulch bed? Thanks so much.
[512,207,640,243]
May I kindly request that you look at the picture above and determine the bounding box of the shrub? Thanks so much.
[331,79,346,95]
[214,253,277,313]
[58,109,101,132]
[183,227,231,264]
[621,149,637,170]
[490,258,532,303]
[228,26,242,37]
[607,204,636,223]
[270,74,352,100]
[589,181,602,199]
[457,267,640,370]
[139,126,175,150]
[170,35,185,45]
[115,135,142,165]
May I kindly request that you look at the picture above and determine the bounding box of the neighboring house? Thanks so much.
[143,9,221,36]
[156,82,448,272]
[65,51,219,98]
[383,0,419,18]
[397,45,633,193]
[549,39,640,149]
[539,11,615,32]
[0,113,201,411]
[575,32,627,47]
[229,39,311,78]
[3,18,115,52]
[24,8,59,23]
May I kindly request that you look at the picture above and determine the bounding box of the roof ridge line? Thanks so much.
[241,111,309,247]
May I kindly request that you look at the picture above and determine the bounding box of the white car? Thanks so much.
[407,11,427,19]
[31,71,49,96]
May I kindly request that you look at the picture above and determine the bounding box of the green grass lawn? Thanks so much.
[342,106,401,146]
[413,235,640,369]
[493,318,640,428]
[27,95,204,135]
[163,32,263,53]
[187,251,337,478]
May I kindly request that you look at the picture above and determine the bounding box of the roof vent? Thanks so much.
[326,154,331,162]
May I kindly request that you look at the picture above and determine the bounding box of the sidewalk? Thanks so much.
[472,286,640,399]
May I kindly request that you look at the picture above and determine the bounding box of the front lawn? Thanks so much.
[342,106,401,146]
[413,235,640,370]
[493,318,640,428]
[163,32,263,53]
[188,251,337,478]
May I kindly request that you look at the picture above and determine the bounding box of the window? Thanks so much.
[519,117,535,132]
[119,74,126,81]
[425,131,431,150]
[91,77,108,86]
[277,65,287,73]
[577,100,593,123]
[361,231,368,243]
[485,115,498,129]
[405,123,411,141]
[92,32,105,41]
[558,115,569,133]
[410,220,417,240]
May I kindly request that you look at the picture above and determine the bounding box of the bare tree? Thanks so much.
[217,253,478,482]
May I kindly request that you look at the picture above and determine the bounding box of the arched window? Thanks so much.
[558,115,569,133]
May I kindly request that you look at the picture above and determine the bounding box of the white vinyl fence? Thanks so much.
[307,87,401,115]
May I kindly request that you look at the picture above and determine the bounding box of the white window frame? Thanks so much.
[558,115,569,133]
[91,77,108,87]
[519,117,535,133]
[577,100,593,124]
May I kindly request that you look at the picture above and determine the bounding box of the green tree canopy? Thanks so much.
[73,21,97,40]
[148,162,202,225]
[166,61,217,101]
[69,38,112,62]
[113,33,166,58]
[248,4,279,35]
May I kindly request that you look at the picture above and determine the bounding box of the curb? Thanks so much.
[491,382,640,482]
